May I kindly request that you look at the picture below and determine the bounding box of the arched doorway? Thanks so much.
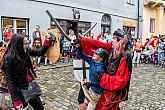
[101,14,111,34]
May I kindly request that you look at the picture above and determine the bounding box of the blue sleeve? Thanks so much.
[97,66,105,73]
[77,47,92,65]
[90,82,99,86]
[91,66,104,86]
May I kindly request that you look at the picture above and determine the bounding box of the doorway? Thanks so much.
[51,19,91,36]
[123,26,135,38]
[67,21,78,36]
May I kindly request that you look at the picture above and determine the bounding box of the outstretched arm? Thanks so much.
[27,38,51,56]
[77,47,92,65]
[80,36,112,56]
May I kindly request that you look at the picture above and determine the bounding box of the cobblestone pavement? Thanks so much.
[2,62,165,110]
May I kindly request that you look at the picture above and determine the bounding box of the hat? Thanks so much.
[113,30,124,41]
[92,48,107,60]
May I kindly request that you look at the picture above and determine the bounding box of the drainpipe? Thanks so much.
[137,0,140,39]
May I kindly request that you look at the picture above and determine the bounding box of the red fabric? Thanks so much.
[13,100,22,107]
[96,58,130,110]
[150,40,159,48]
[96,92,120,110]
[99,58,130,91]
[28,75,33,82]
[4,32,14,38]
[43,39,51,47]
[144,41,150,47]
[96,35,101,41]
[80,36,112,56]
[79,37,131,110]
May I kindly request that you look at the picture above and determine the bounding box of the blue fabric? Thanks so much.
[158,52,165,61]
[163,44,165,52]
[158,42,165,53]
[62,41,70,51]
[77,47,105,94]
[92,48,106,58]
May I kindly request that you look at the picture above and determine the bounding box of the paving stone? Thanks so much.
[2,62,165,109]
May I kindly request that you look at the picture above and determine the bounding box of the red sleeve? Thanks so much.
[99,58,130,91]
[13,100,22,107]
[43,38,51,47]
[150,40,154,47]
[80,36,112,56]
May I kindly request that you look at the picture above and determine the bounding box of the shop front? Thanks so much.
[123,20,136,38]
[51,19,91,36]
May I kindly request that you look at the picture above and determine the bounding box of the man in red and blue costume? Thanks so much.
[74,30,132,110]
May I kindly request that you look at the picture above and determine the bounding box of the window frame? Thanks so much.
[1,16,29,39]
[101,14,111,34]
[127,0,134,5]
[150,18,155,33]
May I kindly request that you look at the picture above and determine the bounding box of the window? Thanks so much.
[78,22,91,35]
[101,14,111,34]
[150,18,155,33]
[127,0,134,5]
[2,17,29,38]
[16,20,27,34]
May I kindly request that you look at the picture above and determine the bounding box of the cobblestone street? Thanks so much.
[36,62,165,110]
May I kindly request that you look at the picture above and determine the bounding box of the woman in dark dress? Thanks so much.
[1,34,52,110]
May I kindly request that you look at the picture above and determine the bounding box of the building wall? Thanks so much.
[143,7,156,43]
[163,13,165,35]
[0,0,143,41]
[34,0,138,19]
[143,5,165,44]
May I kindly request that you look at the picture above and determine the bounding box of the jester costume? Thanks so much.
[78,32,132,110]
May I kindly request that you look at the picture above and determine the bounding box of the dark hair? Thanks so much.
[47,28,51,30]
[36,25,40,28]
[137,38,140,41]
[113,29,124,42]
[160,38,164,42]
[4,34,25,58]
[0,41,4,47]
[146,38,149,41]
[2,34,32,70]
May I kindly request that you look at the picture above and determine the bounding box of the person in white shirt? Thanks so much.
[99,34,108,43]
[69,30,77,58]
[69,30,77,44]
[105,31,112,42]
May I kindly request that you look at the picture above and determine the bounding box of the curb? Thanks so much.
[36,63,73,71]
